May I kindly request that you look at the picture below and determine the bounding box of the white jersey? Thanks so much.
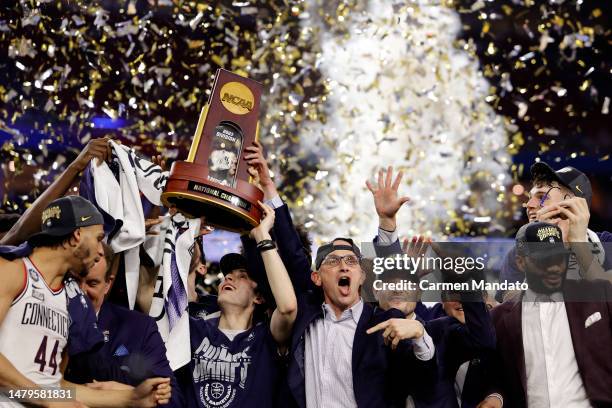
[0,257,69,388]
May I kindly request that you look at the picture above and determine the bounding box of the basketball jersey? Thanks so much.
[0,257,69,387]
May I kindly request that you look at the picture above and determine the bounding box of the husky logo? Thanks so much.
[28,268,39,282]
[193,337,251,407]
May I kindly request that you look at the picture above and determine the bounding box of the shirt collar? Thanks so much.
[524,288,564,304]
[322,299,364,323]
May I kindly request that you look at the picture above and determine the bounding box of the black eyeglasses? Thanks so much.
[321,254,360,267]
[524,186,570,208]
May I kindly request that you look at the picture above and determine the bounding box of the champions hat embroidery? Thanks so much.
[27,196,104,244]
[515,221,569,258]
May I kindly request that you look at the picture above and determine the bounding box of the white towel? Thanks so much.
[148,213,201,370]
[90,141,168,308]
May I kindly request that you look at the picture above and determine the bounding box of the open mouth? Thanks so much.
[221,283,236,292]
[338,276,351,296]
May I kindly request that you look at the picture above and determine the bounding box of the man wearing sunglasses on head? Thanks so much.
[497,162,612,301]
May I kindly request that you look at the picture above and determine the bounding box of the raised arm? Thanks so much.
[366,166,410,256]
[249,202,297,346]
[1,137,111,246]
[243,140,313,293]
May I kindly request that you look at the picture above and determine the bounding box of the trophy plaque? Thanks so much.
[161,69,264,232]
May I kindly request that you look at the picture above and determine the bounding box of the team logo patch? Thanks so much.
[32,290,44,302]
[64,279,80,299]
[201,382,236,408]
[29,269,39,282]
[113,344,129,357]
[193,337,250,407]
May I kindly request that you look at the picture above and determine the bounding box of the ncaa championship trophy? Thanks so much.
[161,69,264,232]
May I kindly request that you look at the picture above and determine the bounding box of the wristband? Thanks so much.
[257,239,277,252]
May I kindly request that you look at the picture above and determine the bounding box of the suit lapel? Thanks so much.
[352,303,373,380]
[562,297,591,390]
[503,299,527,396]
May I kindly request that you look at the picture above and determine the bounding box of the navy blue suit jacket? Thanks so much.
[417,298,496,408]
[65,302,183,407]
[286,294,437,408]
[241,203,315,299]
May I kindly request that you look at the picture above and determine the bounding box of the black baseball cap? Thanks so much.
[315,237,362,269]
[219,253,271,305]
[530,162,592,207]
[515,221,569,258]
[28,196,104,244]
[219,253,249,276]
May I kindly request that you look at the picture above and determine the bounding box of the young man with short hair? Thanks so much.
[498,162,612,300]
[0,196,170,407]
[180,202,298,407]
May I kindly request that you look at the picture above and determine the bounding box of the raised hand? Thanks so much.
[71,137,112,171]
[403,235,432,277]
[539,197,589,242]
[365,166,410,232]
[249,201,275,242]
[145,216,164,235]
[402,235,431,258]
[244,140,277,199]
[151,154,168,172]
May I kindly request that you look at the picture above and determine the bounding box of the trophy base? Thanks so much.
[161,161,263,233]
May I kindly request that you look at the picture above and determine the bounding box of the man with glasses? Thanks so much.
[497,162,612,301]
[285,238,436,407]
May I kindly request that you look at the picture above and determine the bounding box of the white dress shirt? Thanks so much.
[304,299,434,408]
[521,289,592,408]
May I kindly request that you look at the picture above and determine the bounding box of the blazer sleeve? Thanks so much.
[139,318,185,407]
[241,203,314,296]
[64,348,133,385]
[384,309,438,398]
[454,292,496,352]
[273,204,314,294]
[372,235,403,258]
